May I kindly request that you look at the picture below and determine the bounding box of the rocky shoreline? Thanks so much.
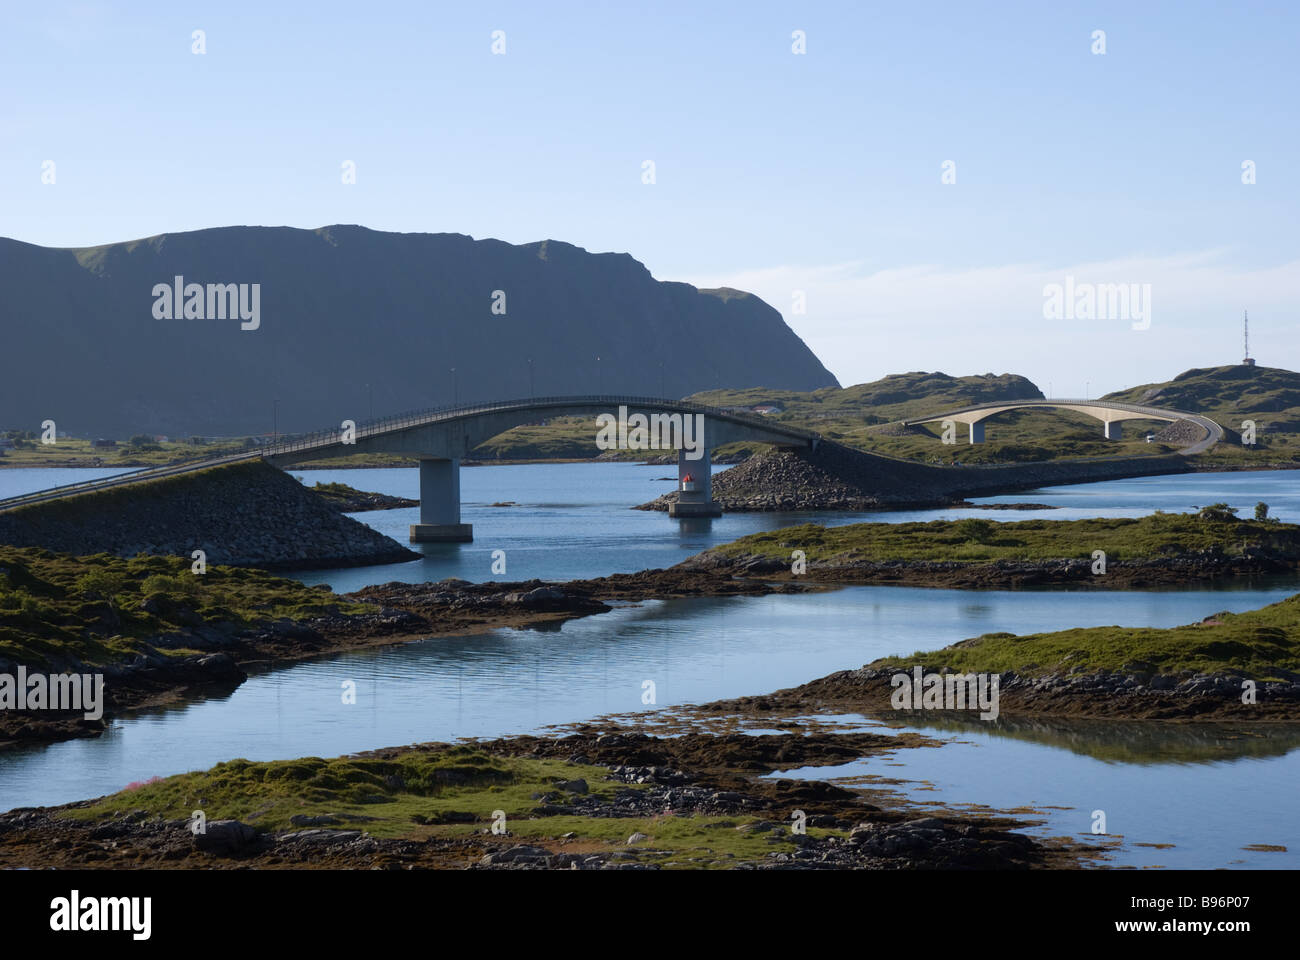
[0,729,1092,870]
[681,549,1300,589]
[348,566,818,615]
[309,481,417,513]
[4,566,1292,869]
[706,664,1300,722]
[0,607,426,749]
[1,568,819,749]
[637,441,1197,513]
[8,549,1294,750]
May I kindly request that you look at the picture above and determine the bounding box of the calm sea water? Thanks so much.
[766,714,1300,870]
[1,463,1297,868]
[272,463,1300,589]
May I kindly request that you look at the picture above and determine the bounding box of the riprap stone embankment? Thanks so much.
[639,441,1193,511]
[0,460,417,569]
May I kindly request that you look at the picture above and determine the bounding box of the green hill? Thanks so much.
[1100,364,1300,467]
[42,365,1290,469]
[1103,364,1300,431]
[684,372,1188,463]
[316,367,1300,466]
[691,365,1300,467]
[460,371,1048,464]
[466,365,1300,466]
[687,371,1042,422]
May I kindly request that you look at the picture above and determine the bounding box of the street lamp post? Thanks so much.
[451,368,458,404]
[528,358,534,398]
[272,398,280,441]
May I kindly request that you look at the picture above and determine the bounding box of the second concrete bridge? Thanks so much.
[903,398,1223,451]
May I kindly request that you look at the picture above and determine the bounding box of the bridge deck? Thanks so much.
[0,395,1224,514]
[0,395,819,512]
[902,398,1223,455]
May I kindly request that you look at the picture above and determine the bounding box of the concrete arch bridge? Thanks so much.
[0,396,821,542]
[902,398,1222,454]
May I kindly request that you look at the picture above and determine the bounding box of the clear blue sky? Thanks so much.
[3,0,1296,394]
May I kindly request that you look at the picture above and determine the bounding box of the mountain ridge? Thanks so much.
[0,225,838,438]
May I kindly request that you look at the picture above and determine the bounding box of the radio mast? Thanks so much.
[1242,310,1255,366]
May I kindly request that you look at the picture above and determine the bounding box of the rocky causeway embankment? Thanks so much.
[0,460,418,569]
[638,440,1193,512]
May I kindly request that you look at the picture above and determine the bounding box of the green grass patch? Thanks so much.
[0,545,375,668]
[874,593,1300,680]
[61,747,832,861]
[709,509,1300,565]
[0,435,255,467]
[64,749,616,835]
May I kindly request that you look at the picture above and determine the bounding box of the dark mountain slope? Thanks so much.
[0,226,837,437]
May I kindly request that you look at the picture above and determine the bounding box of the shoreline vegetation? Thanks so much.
[708,592,1300,724]
[0,546,421,747]
[4,506,1299,750]
[0,547,818,748]
[307,481,417,513]
[0,722,1097,870]
[684,507,1300,588]
[4,510,1300,868]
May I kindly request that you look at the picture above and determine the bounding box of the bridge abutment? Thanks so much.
[1104,421,1123,440]
[669,448,722,518]
[410,457,473,542]
[969,422,985,444]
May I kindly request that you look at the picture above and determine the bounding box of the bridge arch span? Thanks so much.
[0,396,820,541]
[902,398,1222,451]
[259,395,820,541]
[261,395,819,465]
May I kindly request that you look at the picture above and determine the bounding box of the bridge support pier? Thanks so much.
[410,458,473,542]
[669,448,722,518]
[1104,421,1123,440]
[968,422,985,444]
